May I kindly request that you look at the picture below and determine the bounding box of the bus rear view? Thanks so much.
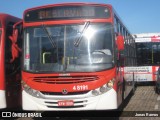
[22,3,136,110]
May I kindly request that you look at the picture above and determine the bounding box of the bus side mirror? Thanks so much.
[9,21,22,63]
[116,35,124,51]
[9,29,19,63]
[12,29,18,42]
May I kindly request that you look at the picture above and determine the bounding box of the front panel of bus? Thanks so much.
[22,3,123,110]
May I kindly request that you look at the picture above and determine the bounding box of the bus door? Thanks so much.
[5,21,22,108]
[116,34,125,106]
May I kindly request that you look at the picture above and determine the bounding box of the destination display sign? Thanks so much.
[24,6,110,22]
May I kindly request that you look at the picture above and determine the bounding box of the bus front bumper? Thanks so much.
[22,89,118,111]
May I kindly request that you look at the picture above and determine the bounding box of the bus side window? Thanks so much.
[5,22,14,63]
[114,16,118,33]
[5,22,13,74]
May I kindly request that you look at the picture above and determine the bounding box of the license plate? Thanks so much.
[58,100,74,106]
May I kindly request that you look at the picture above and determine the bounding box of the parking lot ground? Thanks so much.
[124,86,160,111]
[120,85,160,120]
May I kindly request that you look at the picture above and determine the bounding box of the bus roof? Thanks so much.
[133,33,160,42]
[24,2,112,14]
[23,2,132,37]
[134,33,160,38]
[0,13,21,27]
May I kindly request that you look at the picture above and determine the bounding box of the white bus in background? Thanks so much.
[126,33,160,82]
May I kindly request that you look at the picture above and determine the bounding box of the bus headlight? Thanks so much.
[22,81,44,98]
[107,78,115,88]
[92,89,99,96]
[100,86,107,93]
[91,78,115,96]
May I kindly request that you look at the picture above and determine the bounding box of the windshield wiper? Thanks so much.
[41,24,56,48]
[74,21,90,47]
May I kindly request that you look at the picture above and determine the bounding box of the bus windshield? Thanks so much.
[23,23,114,73]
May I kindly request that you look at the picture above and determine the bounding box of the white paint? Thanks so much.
[124,66,153,82]
[0,90,6,109]
[22,89,118,111]
[133,33,160,38]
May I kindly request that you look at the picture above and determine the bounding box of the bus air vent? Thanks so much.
[32,76,99,84]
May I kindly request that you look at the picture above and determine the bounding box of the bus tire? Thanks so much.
[155,86,160,94]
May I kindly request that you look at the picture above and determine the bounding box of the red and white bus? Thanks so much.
[0,13,22,109]
[126,33,160,82]
[22,3,136,110]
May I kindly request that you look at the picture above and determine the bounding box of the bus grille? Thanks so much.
[32,76,98,84]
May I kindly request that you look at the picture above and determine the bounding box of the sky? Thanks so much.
[0,0,160,34]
